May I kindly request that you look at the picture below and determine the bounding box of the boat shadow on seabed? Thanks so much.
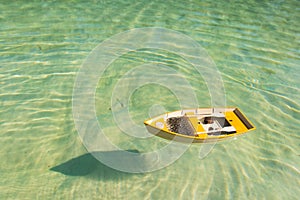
[50,149,141,179]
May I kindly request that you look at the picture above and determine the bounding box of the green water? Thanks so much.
[1,0,299,199]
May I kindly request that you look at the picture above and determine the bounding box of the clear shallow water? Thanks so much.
[1,0,299,199]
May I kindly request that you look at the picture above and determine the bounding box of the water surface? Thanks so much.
[1,0,299,199]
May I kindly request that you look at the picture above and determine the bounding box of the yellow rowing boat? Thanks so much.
[144,107,255,143]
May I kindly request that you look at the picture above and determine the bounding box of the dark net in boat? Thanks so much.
[166,116,195,136]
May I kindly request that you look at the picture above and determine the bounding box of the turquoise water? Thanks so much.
[1,0,299,199]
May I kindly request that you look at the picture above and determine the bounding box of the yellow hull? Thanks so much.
[144,107,255,143]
